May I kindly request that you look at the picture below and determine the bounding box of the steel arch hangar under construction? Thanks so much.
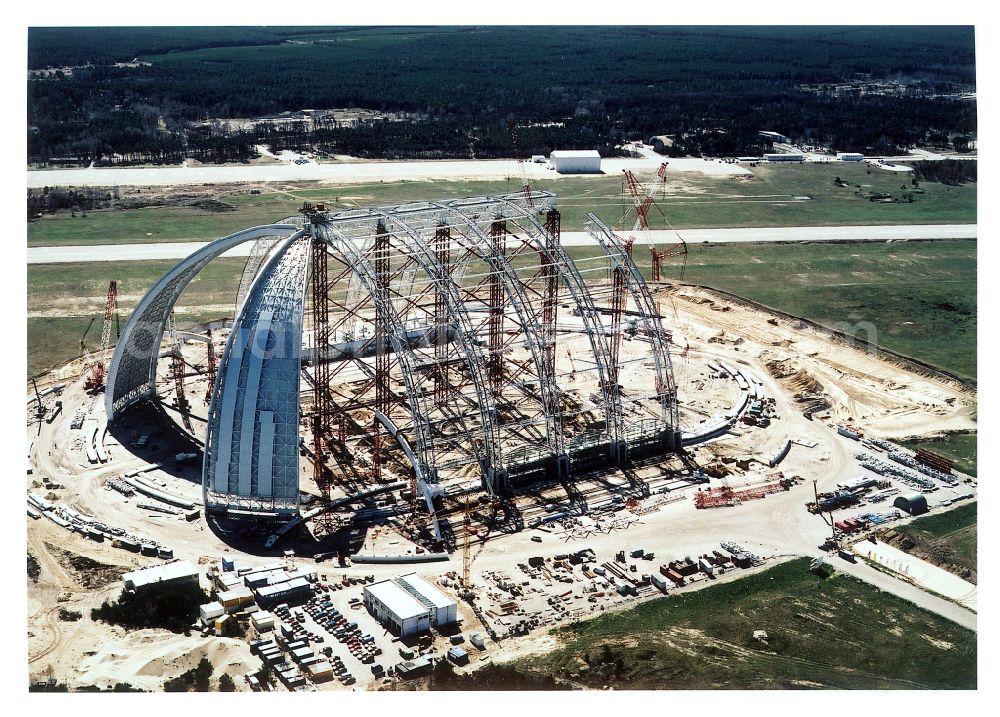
[106,191,681,526]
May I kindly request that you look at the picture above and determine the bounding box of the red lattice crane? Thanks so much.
[621,162,669,232]
[84,280,118,392]
[621,163,687,276]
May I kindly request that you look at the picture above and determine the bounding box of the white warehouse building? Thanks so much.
[364,580,432,636]
[396,573,458,626]
[363,573,457,636]
[549,150,602,174]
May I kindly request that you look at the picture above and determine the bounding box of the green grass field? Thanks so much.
[679,239,977,381]
[571,239,977,381]
[900,433,978,476]
[25,240,976,382]
[27,258,246,312]
[27,259,246,377]
[27,162,976,247]
[893,502,977,580]
[502,558,975,689]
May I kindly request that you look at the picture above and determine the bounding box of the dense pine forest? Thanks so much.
[27,26,977,165]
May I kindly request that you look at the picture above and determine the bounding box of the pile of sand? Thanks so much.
[73,631,256,690]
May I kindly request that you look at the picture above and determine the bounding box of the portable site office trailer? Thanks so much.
[650,573,669,592]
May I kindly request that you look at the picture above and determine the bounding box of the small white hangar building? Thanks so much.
[549,150,602,174]
[363,573,457,636]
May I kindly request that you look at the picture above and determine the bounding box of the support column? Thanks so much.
[434,226,451,404]
[310,232,337,534]
[542,209,560,390]
[543,209,570,479]
[488,220,506,399]
[609,239,633,465]
[373,221,390,487]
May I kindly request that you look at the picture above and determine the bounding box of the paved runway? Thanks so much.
[27,224,977,264]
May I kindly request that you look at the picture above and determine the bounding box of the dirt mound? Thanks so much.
[788,369,823,395]
[44,543,128,590]
[764,358,796,379]
[189,199,236,212]
[764,359,824,395]
[72,631,256,690]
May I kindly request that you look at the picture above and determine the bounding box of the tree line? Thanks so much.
[28,26,977,165]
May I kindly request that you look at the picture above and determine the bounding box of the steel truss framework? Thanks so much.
[106,193,679,522]
[307,191,678,502]
[585,214,681,449]
[203,232,310,515]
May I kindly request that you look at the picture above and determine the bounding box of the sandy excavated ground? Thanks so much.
[665,285,974,438]
[26,517,255,690]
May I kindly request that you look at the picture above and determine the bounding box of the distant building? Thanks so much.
[364,580,431,636]
[764,153,804,162]
[254,577,312,607]
[199,601,225,625]
[837,152,865,161]
[218,585,255,611]
[647,135,675,153]
[759,130,789,144]
[549,150,602,174]
[396,657,432,679]
[447,646,470,665]
[893,493,929,516]
[122,561,199,593]
[395,573,458,627]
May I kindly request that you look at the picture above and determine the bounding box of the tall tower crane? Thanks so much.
[620,164,688,332]
[621,162,669,233]
[620,162,687,276]
[166,309,192,429]
[507,119,534,208]
[204,328,218,404]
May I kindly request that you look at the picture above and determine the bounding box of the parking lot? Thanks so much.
[249,571,484,690]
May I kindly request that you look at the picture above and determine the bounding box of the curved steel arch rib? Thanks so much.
[585,214,680,450]
[106,224,299,423]
[433,199,567,468]
[367,208,505,494]
[493,196,625,460]
[314,219,440,488]
[203,231,309,516]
